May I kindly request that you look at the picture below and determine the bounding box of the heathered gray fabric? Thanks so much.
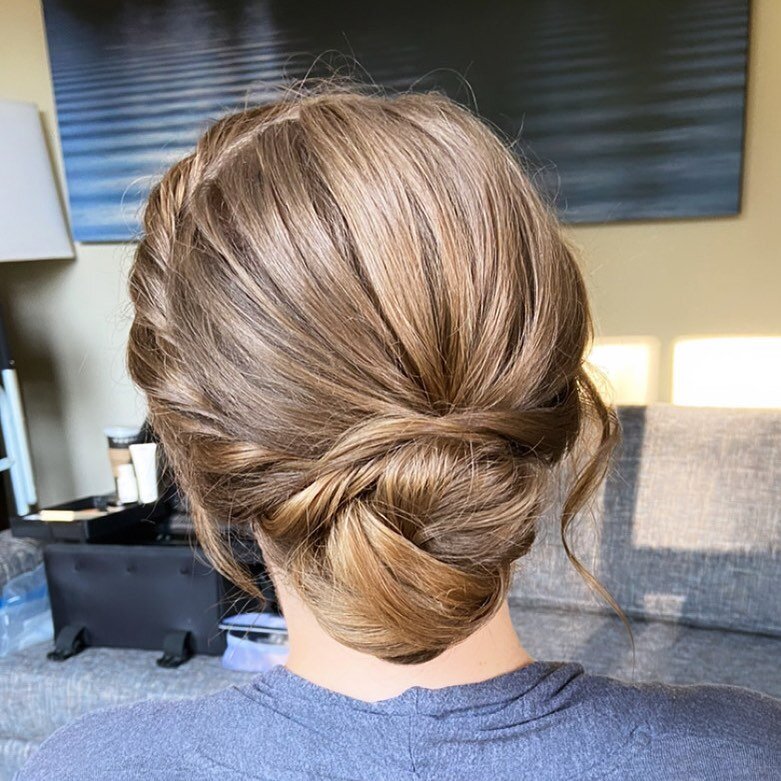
[0,641,255,742]
[0,741,34,781]
[15,661,781,780]
[511,603,781,698]
[512,405,781,637]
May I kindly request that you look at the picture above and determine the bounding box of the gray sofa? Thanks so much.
[511,404,781,693]
[1,404,779,779]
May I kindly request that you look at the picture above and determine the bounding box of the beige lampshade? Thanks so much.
[0,99,74,262]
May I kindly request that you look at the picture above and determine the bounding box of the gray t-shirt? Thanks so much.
[15,661,781,780]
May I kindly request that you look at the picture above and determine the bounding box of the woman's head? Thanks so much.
[127,87,617,664]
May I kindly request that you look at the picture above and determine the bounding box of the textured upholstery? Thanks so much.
[0,641,255,743]
[0,640,253,779]
[512,404,781,636]
[510,602,781,698]
[0,739,34,781]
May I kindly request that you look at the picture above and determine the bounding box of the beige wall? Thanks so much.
[0,0,779,506]
[0,1,143,505]
[574,0,781,398]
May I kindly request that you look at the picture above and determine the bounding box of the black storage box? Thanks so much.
[44,537,272,663]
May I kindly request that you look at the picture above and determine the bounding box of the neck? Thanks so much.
[275,579,534,702]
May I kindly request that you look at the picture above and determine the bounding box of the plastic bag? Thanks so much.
[220,612,288,672]
[0,562,54,657]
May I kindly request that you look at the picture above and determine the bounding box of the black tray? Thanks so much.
[10,494,167,544]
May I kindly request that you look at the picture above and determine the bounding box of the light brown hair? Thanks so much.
[127,87,618,664]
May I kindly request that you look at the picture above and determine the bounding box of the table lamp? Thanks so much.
[0,99,74,518]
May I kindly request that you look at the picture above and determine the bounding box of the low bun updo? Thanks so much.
[127,86,618,664]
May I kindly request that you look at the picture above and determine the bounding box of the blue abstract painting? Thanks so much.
[43,0,749,242]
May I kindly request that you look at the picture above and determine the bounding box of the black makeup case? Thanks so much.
[42,526,274,667]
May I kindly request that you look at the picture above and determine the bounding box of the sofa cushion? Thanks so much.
[512,404,781,637]
[510,600,781,698]
[0,737,36,781]
[0,641,255,742]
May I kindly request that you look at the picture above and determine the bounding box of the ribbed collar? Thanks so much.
[244,660,584,718]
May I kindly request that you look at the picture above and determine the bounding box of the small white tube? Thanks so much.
[129,442,159,504]
[116,462,139,504]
